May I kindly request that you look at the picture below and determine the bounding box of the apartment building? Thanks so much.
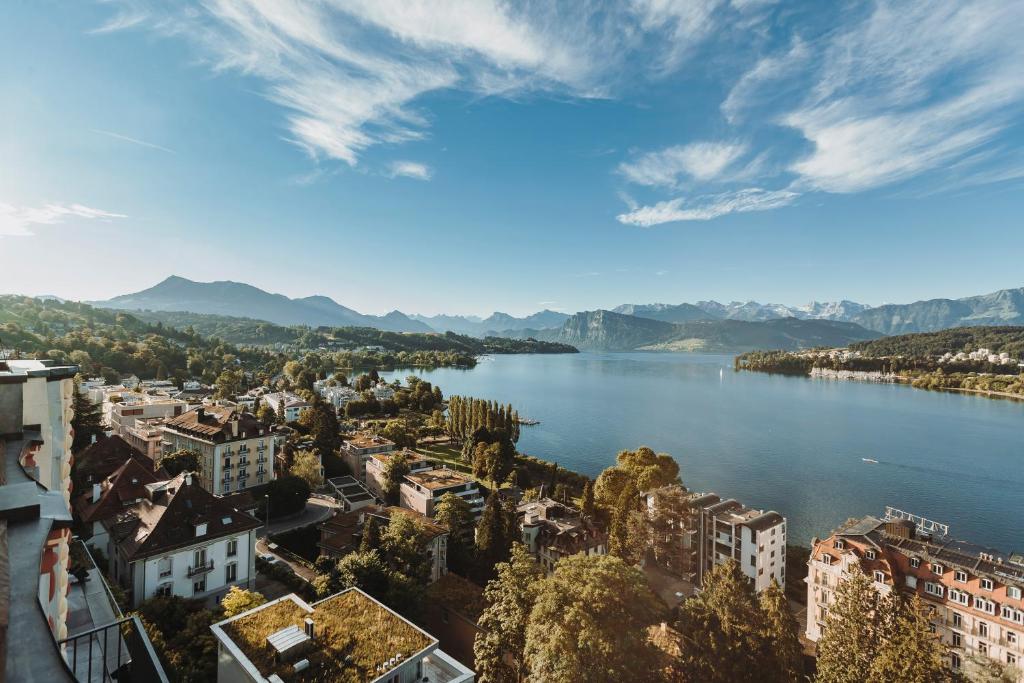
[122,416,168,461]
[365,449,435,500]
[0,358,167,680]
[644,487,786,592]
[105,390,188,433]
[260,391,311,423]
[210,589,474,683]
[340,431,396,481]
[105,471,261,608]
[74,456,162,550]
[400,469,485,520]
[161,406,275,495]
[807,513,1024,677]
[517,497,607,574]
[313,379,360,411]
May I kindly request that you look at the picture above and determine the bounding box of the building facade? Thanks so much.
[161,406,275,495]
[517,498,607,574]
[260,391,311,423]
[340,432,396,482]
[399,469,485,520]
[364,449,435,501]
[807,514,1024,677]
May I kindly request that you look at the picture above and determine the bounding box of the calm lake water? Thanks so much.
[382,353,1024,551]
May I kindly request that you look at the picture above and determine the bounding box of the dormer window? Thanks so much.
[1009,587,1023,600]
[195,522,208,537]
[980,578,994,591]
[873,570,886,583]
[865,549,877,560]
[910,557,921,568]
[834,539,845,550]
[955,570,968,583]
[932,563,944,575]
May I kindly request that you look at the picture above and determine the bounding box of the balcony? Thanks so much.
[187,560,214,577]
[59,616,169,683]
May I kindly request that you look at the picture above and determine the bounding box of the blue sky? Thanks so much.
[2,1,1023,316]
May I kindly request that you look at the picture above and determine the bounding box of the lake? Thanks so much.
[382,352,1024,552]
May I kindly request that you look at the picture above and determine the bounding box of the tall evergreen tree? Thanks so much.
[758,579,803,683]
[434,492,475,574]
[608,480,639,561]
[869,594,947,683]
[815,566,880,683]
[359,516,380,553]
[70,378,104,453]
[474,544,543,683]
[580,480,596,519]
[476,492,512,578]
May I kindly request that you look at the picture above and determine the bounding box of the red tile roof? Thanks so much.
[74,458,161,524]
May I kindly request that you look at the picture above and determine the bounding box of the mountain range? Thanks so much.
[90,276,1024,349]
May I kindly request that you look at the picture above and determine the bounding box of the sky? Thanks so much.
[2,1,1023,317]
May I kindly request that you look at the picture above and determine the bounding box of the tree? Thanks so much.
[815,566,881,683]
[265,475,311,516]
[758,579,803,683]
[161,449,202,476]
[71,378,105,453]
[595,446,681,510]
[380,419,417,449]
[869,594,946,683]
[336,550,390,599]
[524,554,662,682]
[379,512,430,584]
[289,449,323,489]
[275,399,286,424]
[475,492,513,578]
[608,480,640,562]
[580,479,596,520]
[676,559,768,682]
[474,543,543,683]
[434,492,475,574]
[221,586,266,617]
[359,516,380,553]
[309,401,341,460]
[257,404,275,426]
[213,368,244,399]
[381,451,411,506]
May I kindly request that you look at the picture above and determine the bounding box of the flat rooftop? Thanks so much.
[369,449,429,466]
[344,433,395,450]
[404,468,476,491]
[213,590,434,682]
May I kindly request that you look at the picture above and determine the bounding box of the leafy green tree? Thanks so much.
[257,403,275,426]
[608,480,640,562]
[221,586,267,617]
[815,566,880,683]
[265,474,311,516]
[71,378,105,453]
[161,449,202,476]
[289,449,323,489]
[213,368,244,399]
[758,579,803,683]
[380,419,418,449]
[336,550,390,598]
[434,492,475,574]
[474,543,543,683]
[379,512,430,584]
[381,451,411,505]
[869,594,946,683]
[359,516,380,553]
[594,446,680,510]
[676,559,767,682]
[524,554,662,682]
[309,400,341,460]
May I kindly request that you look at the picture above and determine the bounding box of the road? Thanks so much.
[255,497,337,582]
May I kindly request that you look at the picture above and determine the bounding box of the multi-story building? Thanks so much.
[340,431,396,482]
[161,406,275,495]
[105,471,261,608]
[372,383,396,402]
[807,512,1024,677]
[400,469,485,520]
[313,380,360,412]
[0,358,167,680]
[74,456,162,550]
[319,505,449,582]
[365,449,435,500]
[260,391,311,423]
[517,497,607,574]
[644,487,786,592]
[72,433,157,487]
[105,391,187,434]
[122,416,169,461]
[210,588,474,683]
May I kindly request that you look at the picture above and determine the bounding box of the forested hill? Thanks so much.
[848,326,1024,358]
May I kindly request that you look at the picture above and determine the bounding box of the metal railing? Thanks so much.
[187,559,215,577]
[58,615,169,683]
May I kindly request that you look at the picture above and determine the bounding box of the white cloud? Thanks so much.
[0,202,127,237]
[721,37,808,123]
[629,0,726,70]
[387,160,433,181]
[616,187,798,226]
[91,128,176,154]
[619,141,747,188]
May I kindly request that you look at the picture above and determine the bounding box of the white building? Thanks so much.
[161,406,276,495]
[210,589,474,683]
[105,472,261,608]
[314,381,360,412]
[365,449,436,500]
[340,432,396,482]
[399,468,485,520]
[372,383,396,402]
[106,391,188,434]
[260,391,311,422]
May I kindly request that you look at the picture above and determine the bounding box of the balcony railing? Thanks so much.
[59,616,169,683]
[187,560,214,577]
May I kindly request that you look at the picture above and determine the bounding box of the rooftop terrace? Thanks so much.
[404,469,476,492]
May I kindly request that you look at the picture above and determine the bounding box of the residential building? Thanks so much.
[326,475,377,512]
[340,432,396,482]
[365,449,435,500]
[400,469,485,520]
[209,588,474,683]
[161,406,276,495]
[0,358,167,681]
[260,391,311,423]
[74,457,162,551]
[319,505,449,582]
[807,512,1024,678]
[644,487,786,592]
[72,433,156,488]
[517,497,607,574]
[372,383,396,402]
[313,380,360,412]
[105,391,187,434]
[105,471,261,608]
[424,573,486,670]
[122,416,168,461]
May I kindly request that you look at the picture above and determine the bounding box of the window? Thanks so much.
[951,653,961,670]
[978,621,989,637]
[955,570,968,583]
[974,597,996,615]
[925,582,945,598]
[193,579,206,595]
[865,549,877,560]
[978,641,988,655]
[225,563,237,582]
[952,632,962,647]
[1009,653,1017,666]
[980,578,994,591]
[1007,631,1017,645]
[952,612,963,628]
[194,548,207,568]
[932,563,944,575]
[905,575,918,589]
[1009,587,1022,600]
[910,557,921,568]
[158,556,172,578]
[155,583,173,597]
[873,570,885,583]
[834,539,845,550]
[227,539,238,557]
[749,554,756,567]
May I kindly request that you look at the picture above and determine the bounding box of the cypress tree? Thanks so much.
[71,378,104,453]
[758,579,803,683]
[869,594,946,682]
[476,492,511,577]
[815,566,880,683]
[608,480,638,561]
[580,480,596,519]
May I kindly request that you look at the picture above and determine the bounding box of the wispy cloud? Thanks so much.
[387,160,433,181]
[617,188,798,226]
[619,141,747,188]
[91,128,176,154]
[721,37,808,124]
[0,202,127,237]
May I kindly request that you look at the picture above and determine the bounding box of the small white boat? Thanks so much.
[862,458,878,464]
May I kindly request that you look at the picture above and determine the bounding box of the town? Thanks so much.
[2,353,1021,682]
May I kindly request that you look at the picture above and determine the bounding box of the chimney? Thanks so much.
[185,472,193,486]
[196,407,205,420]
[231,418,239,438]
[304,618,315,639]
[91,433,98,445]
[92,483,101,503]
